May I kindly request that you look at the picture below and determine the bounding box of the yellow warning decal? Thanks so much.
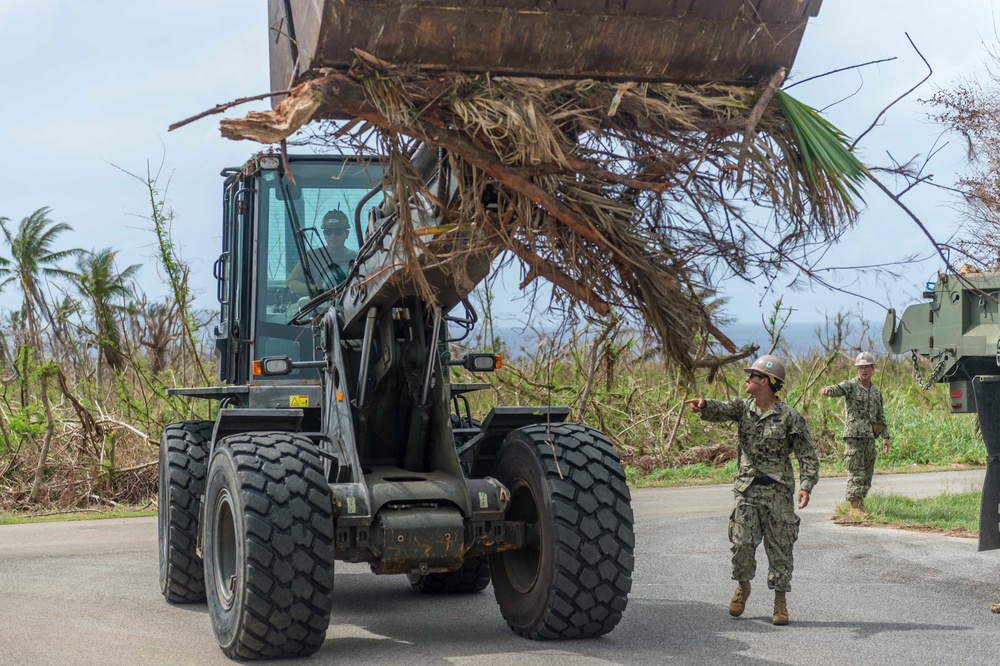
[289,395,309,408]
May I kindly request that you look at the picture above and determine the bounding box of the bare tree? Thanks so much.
[929,56,1000,265]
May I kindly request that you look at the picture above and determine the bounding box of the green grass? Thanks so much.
[0,508,156,525]
[627,461,984,487]
[834,491,981,534]
[628,460,737,487]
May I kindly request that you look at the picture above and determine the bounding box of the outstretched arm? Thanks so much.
[686,398,743,423]
[820,380,850,398]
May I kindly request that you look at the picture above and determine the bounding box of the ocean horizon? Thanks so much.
[486,320,882,357]
[722,320,883,355]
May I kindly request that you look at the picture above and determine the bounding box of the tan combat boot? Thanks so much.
[729,581,751,617]
[773,591,789,625]
[849,498,864,516]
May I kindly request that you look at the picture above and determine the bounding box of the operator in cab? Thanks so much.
[286,210,357,297]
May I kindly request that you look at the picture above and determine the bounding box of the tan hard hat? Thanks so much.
[745,354,786,384]
[854,352,875,367]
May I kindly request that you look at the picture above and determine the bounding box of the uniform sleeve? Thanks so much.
[699,398,744,423]
[876,389,889,441]
[825,380,851,398]
[789,413,819,494]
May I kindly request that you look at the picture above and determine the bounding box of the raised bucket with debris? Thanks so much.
[268,0,824,97]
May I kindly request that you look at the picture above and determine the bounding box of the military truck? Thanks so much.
[882,270,1000,552]
[157,0,826,659]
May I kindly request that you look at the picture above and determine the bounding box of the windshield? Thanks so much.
[255,158,383,366]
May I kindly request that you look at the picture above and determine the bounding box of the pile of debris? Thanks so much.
[214,1,861,372]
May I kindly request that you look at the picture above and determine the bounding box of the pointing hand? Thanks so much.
[684,398,706,413]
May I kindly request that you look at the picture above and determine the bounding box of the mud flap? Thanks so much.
[972,377,1000,551]
[980,457,1000,552]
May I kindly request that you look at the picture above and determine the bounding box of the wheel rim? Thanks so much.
[213,488,239,609]
[503,478,541,594]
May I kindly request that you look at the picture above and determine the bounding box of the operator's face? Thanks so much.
[857,365,874,382]
[745,371,771,398]
[324,225,349,248]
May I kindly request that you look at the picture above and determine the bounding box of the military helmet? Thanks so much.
[744,354,786,386]
[854,352,875,367]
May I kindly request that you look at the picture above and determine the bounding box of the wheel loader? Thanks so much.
[158,0,824,659]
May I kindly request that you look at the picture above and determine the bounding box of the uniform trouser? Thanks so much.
[729,483,800,592]
[844,436,877,501]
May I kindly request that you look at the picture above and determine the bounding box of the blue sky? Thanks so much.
[720,0,998,330]
[0,0,996,333]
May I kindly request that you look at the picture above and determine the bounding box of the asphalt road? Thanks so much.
[2,470,998,666]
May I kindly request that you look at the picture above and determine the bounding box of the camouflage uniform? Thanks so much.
[823,378,889,501]
[700,397,819,592]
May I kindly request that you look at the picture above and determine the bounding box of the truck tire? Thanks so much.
[158,420,213,603]
[203,432,335,660]
[490,423,634,639]
[408,555,491,594]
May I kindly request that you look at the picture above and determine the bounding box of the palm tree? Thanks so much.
[0,207,83,354]
[72,247,141,374]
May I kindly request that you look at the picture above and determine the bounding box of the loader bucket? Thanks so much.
[972,377,1000,552]
[268,0,824,100]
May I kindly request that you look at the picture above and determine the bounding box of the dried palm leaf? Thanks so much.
[221,62,867,372]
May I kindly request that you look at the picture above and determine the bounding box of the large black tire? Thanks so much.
[202,432,335,660]
[408,555,491,594]
[158,420,213,603]
[490,423,634,639]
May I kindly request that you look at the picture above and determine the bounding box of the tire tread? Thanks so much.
[160,420,212,603]
[497,423,634,639]
[211,433,335,660]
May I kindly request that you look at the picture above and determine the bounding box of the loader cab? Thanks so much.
[215,154,383,389]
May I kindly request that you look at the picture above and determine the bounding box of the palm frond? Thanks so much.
[774,89,867,206]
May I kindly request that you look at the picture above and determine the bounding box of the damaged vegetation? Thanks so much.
[5,17,884,513]
[0,180,214,514]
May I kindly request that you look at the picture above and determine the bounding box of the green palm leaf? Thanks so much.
[774,89,867,206]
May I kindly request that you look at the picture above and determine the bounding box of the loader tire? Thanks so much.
[203,432,335,660]
[408,555,491,594]
[158,420,213,603]
[490,423,634,639]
